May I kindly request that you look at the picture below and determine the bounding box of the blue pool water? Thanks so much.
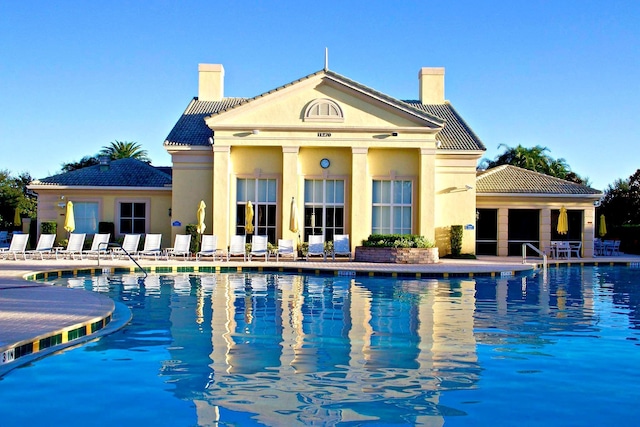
[1,267,639,426]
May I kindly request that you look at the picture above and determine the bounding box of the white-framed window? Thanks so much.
[304,179,345,241]
[372,180,412,235]
[303,98,344,122]
[119,201,147,234]
[73,202,100,234]
[236,178,278,243]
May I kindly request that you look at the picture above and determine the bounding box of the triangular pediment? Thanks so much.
[204,70,444,132]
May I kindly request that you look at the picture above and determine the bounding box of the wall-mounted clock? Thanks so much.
[320,158,330,169]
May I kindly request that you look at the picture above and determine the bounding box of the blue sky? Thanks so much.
[1,1,638,190]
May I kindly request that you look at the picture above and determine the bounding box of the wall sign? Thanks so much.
[317,132,331,137]
[172,221,182,227]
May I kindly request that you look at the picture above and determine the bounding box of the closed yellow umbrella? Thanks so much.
[197,200,206,234]
[289,197,299,233]
[245,201,254,234]
[599,214,607,237]
[64,201,75,233]
[557,206,568,235]
[13,207,21,227]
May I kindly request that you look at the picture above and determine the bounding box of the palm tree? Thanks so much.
[479,144,587,184]
[100,141,150,162]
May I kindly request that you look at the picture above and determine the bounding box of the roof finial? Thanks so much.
[324,47,329,71]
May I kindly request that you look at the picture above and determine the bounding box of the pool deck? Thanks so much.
[1,254,639,374]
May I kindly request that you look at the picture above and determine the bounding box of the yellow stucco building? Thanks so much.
[166,64,485,255]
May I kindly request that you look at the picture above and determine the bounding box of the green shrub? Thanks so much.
[41,221,57,235]
[362,234,435,248]
[450,225,463,256]
[185,224,199,253]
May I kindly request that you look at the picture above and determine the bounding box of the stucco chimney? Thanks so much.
[198,64,224,102]
[418,67,445,104]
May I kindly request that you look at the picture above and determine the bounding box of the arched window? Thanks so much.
[304,98,344,122]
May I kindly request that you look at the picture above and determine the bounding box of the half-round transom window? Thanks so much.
[304,98,344,122]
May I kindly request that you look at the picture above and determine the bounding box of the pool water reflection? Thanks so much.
[1,267,639,426]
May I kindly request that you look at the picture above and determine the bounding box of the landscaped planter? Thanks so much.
[354,246,439,264]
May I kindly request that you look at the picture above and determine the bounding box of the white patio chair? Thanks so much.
[0,233,29,260]
[196,235,222,261]
[306,235,326,261]
[331,234,352,261]
[111,234,141,259]
[56,233,86,260]
[569,242,582,258]
[610,240,621,256]
[82,233,111,259]
[166,234,192,259]
[555,241,570,259]
[137,234,163,260]
[276,239,296,261]
[249,235,269,261]
[227,235,247,261]
[26,234,56,260]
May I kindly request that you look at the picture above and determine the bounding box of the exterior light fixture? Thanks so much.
[252,129,260,135]
[391,132,398,137]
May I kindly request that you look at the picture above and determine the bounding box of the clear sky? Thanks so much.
[1,1,638,190]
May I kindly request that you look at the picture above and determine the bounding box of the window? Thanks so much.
[304,179,345,241]
[73,202,99,234]
[119,202,146,234]
[372,180,412,235]
[237,178,277,243]
[303,98,344,122]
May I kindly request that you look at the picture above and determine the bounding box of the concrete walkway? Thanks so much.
[1,254,637,375]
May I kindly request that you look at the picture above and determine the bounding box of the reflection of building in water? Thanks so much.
[163,274,481,426]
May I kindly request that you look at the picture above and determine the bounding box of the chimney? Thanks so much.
[198,64,225,102]
[418,67,445,104]
[99,156,111,172]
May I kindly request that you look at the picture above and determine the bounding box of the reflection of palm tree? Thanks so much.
[100,141,150,162]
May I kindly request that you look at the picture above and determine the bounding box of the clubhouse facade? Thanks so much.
[29,64,602,257]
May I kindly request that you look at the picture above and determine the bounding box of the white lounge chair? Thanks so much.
[26,234,56,260]
[249,235,269,261]
[306,235,326,261]
[166,234,192,259]
[276,239,296,261]
[227,235,247,261]
[0,233,29,260]
[111,234,141,259]
[196,235,222,261]
[83,233,111,259]
[138,234,163,260]
[56,233,86,260]
[331,234,352,261]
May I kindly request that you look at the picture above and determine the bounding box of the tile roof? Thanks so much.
[31,158,172,188]
[164,69,485,151]
[404,101,486,151]
[476,165,602,195]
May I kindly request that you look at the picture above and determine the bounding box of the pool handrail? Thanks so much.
[102,242,148,277]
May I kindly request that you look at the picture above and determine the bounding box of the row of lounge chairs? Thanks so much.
[0,232,353,262]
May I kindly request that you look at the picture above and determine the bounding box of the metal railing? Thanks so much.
[97,242,148,278]
[522,243,547,274]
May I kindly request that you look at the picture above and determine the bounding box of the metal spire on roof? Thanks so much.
[324,47,329,71]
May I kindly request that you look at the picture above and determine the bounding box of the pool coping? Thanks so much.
[2,254,639,375]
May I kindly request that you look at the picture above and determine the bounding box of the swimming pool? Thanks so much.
[1,266,639,426]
